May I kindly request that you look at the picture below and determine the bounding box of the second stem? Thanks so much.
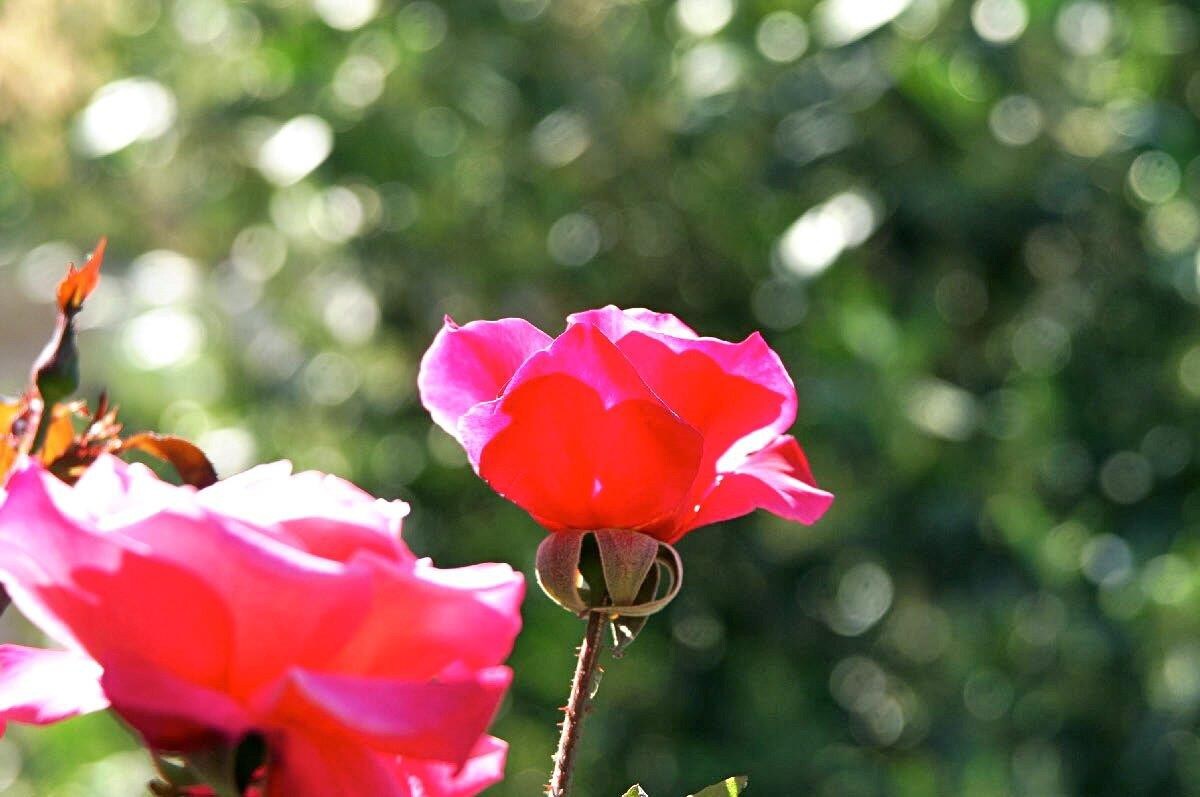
[547,611,607,797]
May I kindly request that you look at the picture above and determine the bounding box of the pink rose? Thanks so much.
[0,455,524,797]
[418,305,833,542]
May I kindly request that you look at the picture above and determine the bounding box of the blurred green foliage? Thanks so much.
[2,0,1200,794]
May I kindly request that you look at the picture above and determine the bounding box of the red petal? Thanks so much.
[573,310,799,536]
[617,329,794,454]
[56,237,106,314]
[684,435,833,537]
[460,323,703,533]
[267,733,404,797]
[418,316,552,439]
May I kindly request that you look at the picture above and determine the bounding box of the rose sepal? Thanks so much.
[535,529,683,653]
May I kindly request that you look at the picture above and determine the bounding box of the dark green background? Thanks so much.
[2,0,1199,794]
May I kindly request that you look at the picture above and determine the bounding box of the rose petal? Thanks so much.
[200,462,412,564]
[111,509,375,697]
[256,667,511,764]
[329,559,523,682]
[395,735,508,797]
[0,645,107,728]
[418,317,552,439]
[0,456,523,797]
[568,311,801,537]
[612,329,796,454]
[569,308,795,449]
[567,305,699,340]
[100,655,252,750]
[0,458,372,701]
[0,461,234,691]
[70,453,193,529]
[460,323,703,532]
[268,732,406,797]
[685,435,834,537]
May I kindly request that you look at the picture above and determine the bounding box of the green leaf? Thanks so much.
[621,786,650,797]
[689,775,749,797]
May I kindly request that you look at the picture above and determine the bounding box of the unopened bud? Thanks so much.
[33,316,79,408]
[32,238,106,407]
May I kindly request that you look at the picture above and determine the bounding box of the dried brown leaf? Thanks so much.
[120,433,218,488]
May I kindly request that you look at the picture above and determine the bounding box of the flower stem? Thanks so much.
[547,611,607,797]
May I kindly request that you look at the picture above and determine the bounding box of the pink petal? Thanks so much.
[69,453,192,530]
[329,558,523,682]
[0,461,235,692]
[100,655,253,750]
[685,435,834,537]
[60,457,425,698]
[110,509,376,698]
[418,316,552,439]
[256,666,511,764]
[409,560,526,620]
[395,735,508,797]
[0,456,525,795]
[200,462,413,564]
[567,305,699,340]
[0,645,107,728]
[0,459,369,703]
[459,323,703,533]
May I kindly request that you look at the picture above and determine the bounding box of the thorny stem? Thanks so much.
[547,611,607,797]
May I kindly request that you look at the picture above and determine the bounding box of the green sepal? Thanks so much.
[535,531,589,614]
[154,733,267,797]
[535,530,683,652]
[595,529,658,606]
[151,753,204,789]
[610,565,659,657]
[183,745,244,797]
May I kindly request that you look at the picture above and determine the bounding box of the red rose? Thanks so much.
[419,305,832,542]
